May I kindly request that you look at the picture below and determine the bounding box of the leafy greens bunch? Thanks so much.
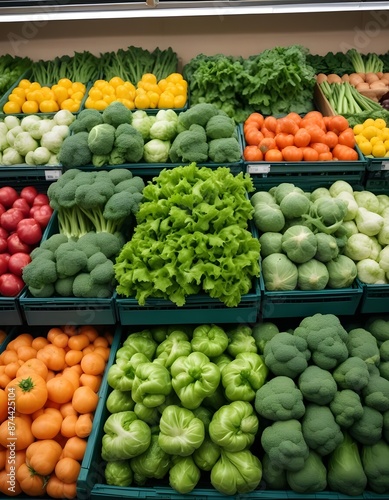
[114,163,260,307]
[102,323,268,494]
[254,312,389,496]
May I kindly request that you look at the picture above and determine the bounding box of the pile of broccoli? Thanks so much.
[47,168,145,238]
[253,313,389,496]
[58,102,145,168]
[22,230,124,298]
[169,103,242,164]
[57,101,242,168]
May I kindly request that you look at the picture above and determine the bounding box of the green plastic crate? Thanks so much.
[260,275,363,319]
[358,279,389,314]
[19,211,117,326]
[0,294,24,325]
[115,279,260,326]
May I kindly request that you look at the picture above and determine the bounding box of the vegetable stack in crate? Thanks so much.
[0,323,119,499]
[18,168,143,325]
[57,101,243,175]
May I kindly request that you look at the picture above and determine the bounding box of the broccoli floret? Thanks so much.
[90,260,115,285]
[260,419,309,472]
[346,328,380,366]
[108,168,133,185]
[384,410,389,442]
[94,232,123,259]
[58,131,92,168]
[55,276,75,297]
[380,362,389,381]
[72,272,113,298]
[108,147,127,166]
[302,404,343,456]
[208,137,241,163]
[365,315,389,344]
[28,283,55,298]
[178,103,220,129]
[261,454,288,490]
[205,114,236,140]
[87,252,108,272]
[362,374,389,412]
[254,376,305,421]
[169,124,208,163]
[92,154,110,168]
[286,450,327,494]
[252,321,279,354]
[103,191,143,232]
[332,357,371,391]
[115,176,145,194]
[55,245,88,277]
[349,406,383,445]
[29,247,55,261]
[361,440,389,494]
[75,233,101,258]
[263,332,311,379]
[70,109,104,133]
[381,340,389,362]
[113,124,144,163]
[298,366,337,405]
[102,101,133,127]
[88,123,116,156]
[22,258,57,289]
[330,390,364,428]
[294,314,348,370]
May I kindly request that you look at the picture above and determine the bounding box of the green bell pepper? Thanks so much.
[171,351,221,410]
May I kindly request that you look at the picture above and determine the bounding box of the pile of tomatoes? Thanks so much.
[0,185,53,297]
[243,111,359,162]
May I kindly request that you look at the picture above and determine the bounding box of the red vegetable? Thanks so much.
[0,273,24,297]
[0,204,5,217]
[0,208,25,232]
[0,238,7,254]
[8,252,31,277]
[32,205,53,228]
[33,194,50,207]
[16,218,42,245]
[0,187,18,208]
[0,254,9,275]
[7,233,31,255]
[20,186,39,206]
[12,198,31,217]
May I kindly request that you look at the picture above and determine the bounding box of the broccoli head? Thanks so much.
[263,332,311,379]
[205,114,236,140]
[69,108,104,133]
[109,147,127,166]
[169,124,208,164]
[92,154,110,168]
[260,419,309,472]
[58,132,92,168]
[330,390,364,428]
[22,257,57,290]
[365,315,389,344]
[55,245,88,278]
[178,103,220,129]
[302,404,343,456]
[298,365,337,405]
[102,101,133,127]
[362,374,389,412]
[103,191,144,228]
[28,283,55,298]
[88,123,116,155]
[349,406,383,445]
[294,314,348,370]
[90,259,115,285]
[94,231,123,259]
[286,450,327,495]
[252,321,279,354]
[113,124,144,163]
[346,328,380,366]
[361,440,389,494]
[108,168,133,185]
[29,247,55,261]
[72,272,113,298]
[87,252,109,272]
[55,276,75,297]
[115,176,145,194]
[254,376,305,421]
[208,137,241,163]
[332,356,371,392]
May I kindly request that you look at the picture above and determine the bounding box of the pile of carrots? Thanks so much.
[0,325,113,498]
[243,110,359,162]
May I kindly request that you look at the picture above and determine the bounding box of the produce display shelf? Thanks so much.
[18,211,117,326]
[0,165,62,184]
[115,279,260,326]
[259,274,363,319]
[365,155,389,172]
[358,279,389,314]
